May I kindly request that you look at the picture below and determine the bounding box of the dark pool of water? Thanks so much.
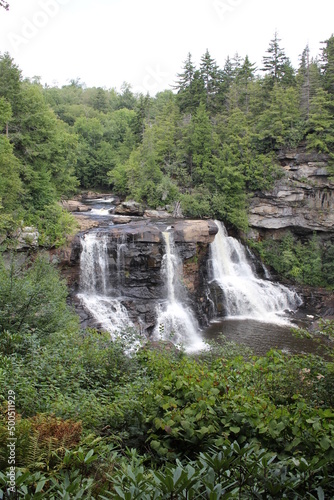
[203,317,325,357]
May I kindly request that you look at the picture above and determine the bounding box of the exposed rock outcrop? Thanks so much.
[249,150,334,236]
[14,226,39,250]
[71,219,218,333]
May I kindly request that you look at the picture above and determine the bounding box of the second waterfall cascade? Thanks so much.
[154,231,206,352]
[210,221,302,323]
[77,231,134,337]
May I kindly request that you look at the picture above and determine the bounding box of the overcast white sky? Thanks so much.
[0,0,333,94]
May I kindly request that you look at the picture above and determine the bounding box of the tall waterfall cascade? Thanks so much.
[210,221,302,323]
[154,231,206,352]
[77,231,134,338]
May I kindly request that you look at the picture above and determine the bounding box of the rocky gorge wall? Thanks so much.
[248,149,334,240]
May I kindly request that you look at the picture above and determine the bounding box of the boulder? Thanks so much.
[61,200,91,212]
[114,200,145,216]
[112,216,133,224]
[173,220,218,244]
[74,215,100,232]
[144,210,170,218]
[15,227,39,249]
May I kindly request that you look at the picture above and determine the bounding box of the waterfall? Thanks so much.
[210,221,301,323]
[154,231,206,352]
[116,234,127,287]
[80,232,109,294]
[77,231,134,338]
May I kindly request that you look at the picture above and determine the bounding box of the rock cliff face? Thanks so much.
[71,219,218,333]
[248,150,334,238]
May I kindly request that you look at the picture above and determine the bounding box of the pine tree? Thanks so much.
[297,46,322,119]
[190,102,214,183]
[200,49,220,113]
[280,58,296,87]
[133,93,151,142]
[306,88,334,152]
[321,34,334,95]
[118,82,136,110]
[232,53,243,78]
[298,45,311,119]
[222,56,234,87]
[175,53,196,113]
[90,87,108,112]
[262,31,289,84]
[217,56,235,108]
[236,55,256,113]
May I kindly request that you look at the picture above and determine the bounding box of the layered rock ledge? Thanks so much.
[249,150,334,235]
[70,219,218,332]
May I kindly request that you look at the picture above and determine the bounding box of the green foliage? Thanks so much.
[321,34,334,95]
[0,255,77,342]
[255,84,303,150]
[262,31,294,85]
[0,135,23,212]
[11,81,78,208]
[29,203,79,248]
[2,40,334,238]
[0,257,333,496]
[0,53,80,251]
[1,330,334,497]
[306,88,334,152]
[250,231,333,287]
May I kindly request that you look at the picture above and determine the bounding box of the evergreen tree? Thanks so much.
[175,54,204,114]
[297,46,322,119]
[235,55,256,112]
[133,93,151,142]
[255,84,303,150]
[118,82,136,110]
[152,93,180,170]
[280,57,296,87]
[321,34,334,95]
[175,53,196,113]
[218,56,235,108]
[262,31,289,84]
[222,56,234,88]
[89,87,108,112]
[231,52,243,77]
[200,49,220,113]
[298,45,311,119]
[306,88,334,152]
[190,102,214,184]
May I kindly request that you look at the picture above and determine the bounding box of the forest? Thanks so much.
[0,32,334,497]
[1,32,334,284]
